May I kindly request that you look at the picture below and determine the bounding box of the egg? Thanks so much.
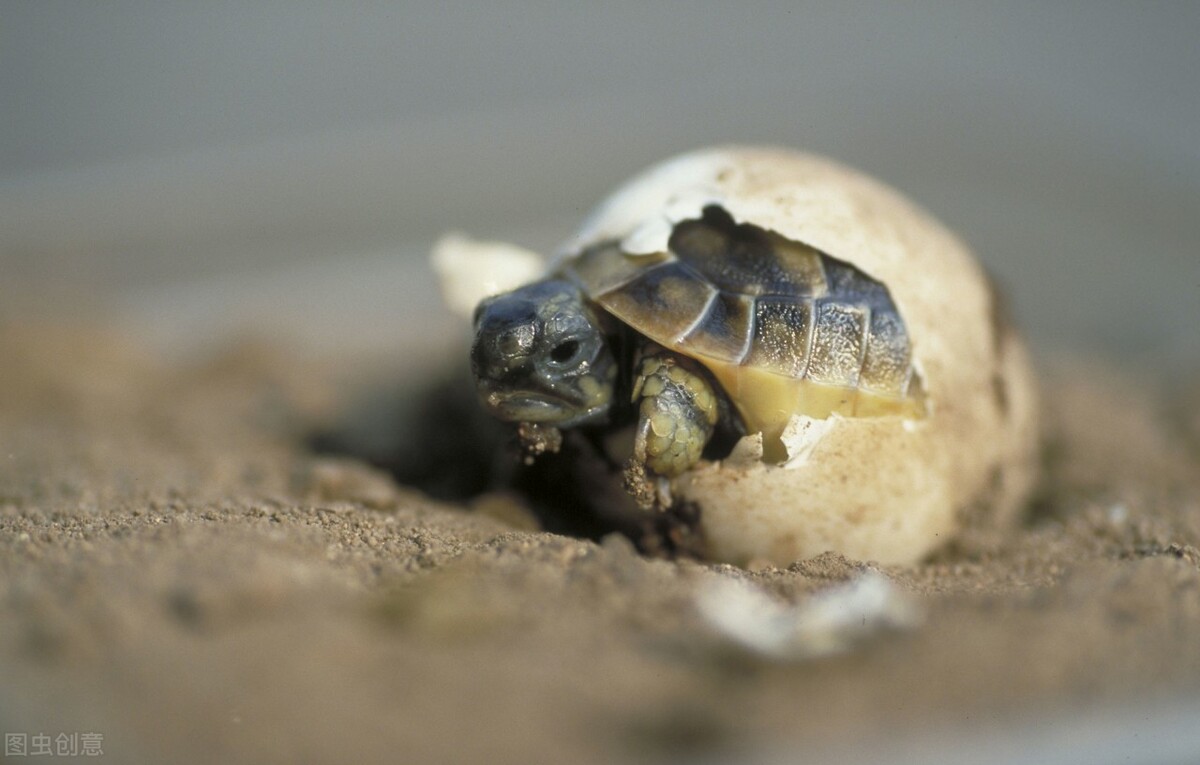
[440,146,1039,566]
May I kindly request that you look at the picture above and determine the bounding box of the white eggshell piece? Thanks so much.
[695,573,923,660]
[431,233,545,319]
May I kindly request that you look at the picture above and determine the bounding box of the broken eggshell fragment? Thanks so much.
[439,146,1039,566]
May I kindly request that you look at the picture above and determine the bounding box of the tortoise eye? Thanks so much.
[549,339,580,364]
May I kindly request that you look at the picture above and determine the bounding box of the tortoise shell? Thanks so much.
[559,205,925,456]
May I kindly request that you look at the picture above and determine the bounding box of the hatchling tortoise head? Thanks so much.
[471,279,617,427]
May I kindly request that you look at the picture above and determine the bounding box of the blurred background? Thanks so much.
[2,1,1197,370]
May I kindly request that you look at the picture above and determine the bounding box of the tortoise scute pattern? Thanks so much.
[599,261,716,341]
[562,204,924,428]
[678,292,754,361]
[566,245,671,297]
[743,298,814,377]
[667,214,825,297]
[862,309,913,396]
[807,301,868,387]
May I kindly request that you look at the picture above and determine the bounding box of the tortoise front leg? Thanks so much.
[624,350,719,509]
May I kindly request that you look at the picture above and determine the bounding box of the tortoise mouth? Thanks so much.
[481,390,598,424]
[488,392,568,420]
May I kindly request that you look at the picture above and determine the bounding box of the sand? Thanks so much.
[2,322,1200,764]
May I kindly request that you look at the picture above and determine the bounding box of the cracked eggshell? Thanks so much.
[431,233,546,316]
[561,146,1039,566]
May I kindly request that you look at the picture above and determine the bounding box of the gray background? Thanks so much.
[2,1,1198,366]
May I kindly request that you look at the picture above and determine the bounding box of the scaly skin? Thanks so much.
[630,351,719,479]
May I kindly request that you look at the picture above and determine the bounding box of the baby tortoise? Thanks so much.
[471,205,924,508]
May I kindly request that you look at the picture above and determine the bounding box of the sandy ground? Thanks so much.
[3,321,1200,764]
